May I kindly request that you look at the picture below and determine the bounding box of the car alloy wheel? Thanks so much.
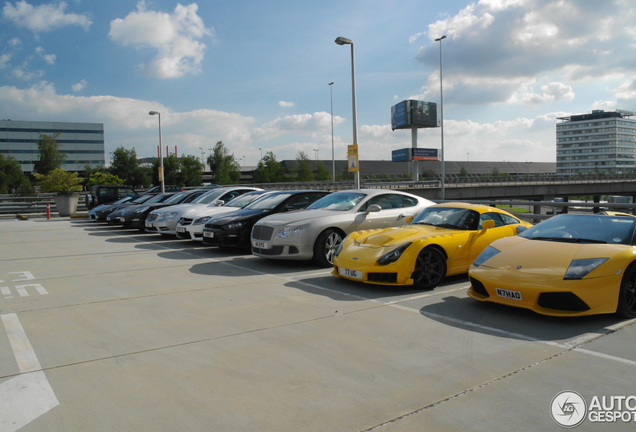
[412,247,447,290]
[314,229,343,268]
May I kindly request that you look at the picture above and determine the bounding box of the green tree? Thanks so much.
[109,147,151,187]
[86,172,125,188]
[34,168,83,194]
[178,155,204,186]
[0,154,33,195]
[459,166,468,177]
[294,151,314,182]
[253,151,284,183]
[33,133,66,175]
[207,141,241,184]
[314,160,331,181]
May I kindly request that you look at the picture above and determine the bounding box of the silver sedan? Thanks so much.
[251,189,434,267]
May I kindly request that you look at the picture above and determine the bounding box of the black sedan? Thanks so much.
[107,193,176,225]
[92,194,155,221]
[202,190,330,248]
[118,189,209,230]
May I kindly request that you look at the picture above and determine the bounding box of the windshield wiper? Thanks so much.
[435,223,463,230]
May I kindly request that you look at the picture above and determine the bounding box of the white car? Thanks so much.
[251,189,435,267]
[145,186,261,235]
[175,190,275,241]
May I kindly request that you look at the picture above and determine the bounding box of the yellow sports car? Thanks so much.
[468,213,636,318]
[332,202,532,290]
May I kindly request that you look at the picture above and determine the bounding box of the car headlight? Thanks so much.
[376,243,412,266]
[193,216,211,226]
[564,258,608,280]
[277,226,305,238]
[160,211,179,221]
[226,221,245,230]
[472,246,501,267]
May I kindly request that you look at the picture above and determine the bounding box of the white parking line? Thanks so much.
[1,313,59,432]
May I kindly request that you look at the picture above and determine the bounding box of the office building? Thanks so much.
[556,110,636,175]
[0,119,105,173]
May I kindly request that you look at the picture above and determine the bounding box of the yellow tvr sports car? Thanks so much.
[468,213,636,318]
[332,202,533,290]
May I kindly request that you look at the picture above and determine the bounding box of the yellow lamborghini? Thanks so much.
[468,213,636,318]
[332,202,532,290]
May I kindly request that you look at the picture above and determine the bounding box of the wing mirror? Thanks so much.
[212,199,225,207]
[481,219,495,230]
[516,225,528,234]
[365,204,382,214]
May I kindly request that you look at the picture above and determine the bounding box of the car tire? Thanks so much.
[412,247,447,290]
[313,229,343,268]
[617,262,636,318]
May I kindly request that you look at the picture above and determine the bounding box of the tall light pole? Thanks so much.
[435,35,446,200]
[335,36,360,189]
[148,111,164,193]
[328,82,335,183]
[313,148,319,161]
[259,147,262,160]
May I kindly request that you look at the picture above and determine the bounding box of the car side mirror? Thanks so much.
[213,199,225,206]
[365,204,382,214]
[481,219,495,230]
[516,225,528,234]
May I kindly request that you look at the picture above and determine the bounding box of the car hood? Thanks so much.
[256,209,344,226]
[353,225,458,248]
[482,237,632,277]
[207,209,272,226]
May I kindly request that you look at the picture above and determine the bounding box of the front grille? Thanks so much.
[253,225,274,241]
[469,277,489,297]
[179,217,193,226]
[147,214,158,222]
[537,292,590,312]
[368,273,398,283]
[252,245,284,255]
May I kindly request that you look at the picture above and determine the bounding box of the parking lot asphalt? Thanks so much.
[1,217,635,431]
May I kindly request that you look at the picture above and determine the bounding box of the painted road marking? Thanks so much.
[0,313,59,432]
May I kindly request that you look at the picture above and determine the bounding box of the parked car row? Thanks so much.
[88,186,636,319]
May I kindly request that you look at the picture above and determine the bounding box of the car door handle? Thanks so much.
[398,214,408,219]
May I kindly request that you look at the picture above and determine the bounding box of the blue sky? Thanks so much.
[1,0,635,166]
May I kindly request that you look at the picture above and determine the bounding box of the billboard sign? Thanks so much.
[391,148,411,162]
[412,148,439,161]
[391,100,439,130]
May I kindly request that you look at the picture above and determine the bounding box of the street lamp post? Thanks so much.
[435,35,446,200]
[259,147,262,160]
[335,36,360,189]
[148,111,165,194]
[328,82,335,183]
[313,148,319,161]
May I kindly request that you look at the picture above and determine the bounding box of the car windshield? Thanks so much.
[244,192,293,210]
[164,192,189,203]
[130,194,155,204]
[111,196,134,205]
[225,191,271,208]
[307,192,366,211]
[192,189,228,205]
[520,214,636,244]
[411,207,479,230]
[145,193,174,204]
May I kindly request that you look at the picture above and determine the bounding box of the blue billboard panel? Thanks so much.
[391,148,411,162]
[391,101,408,130]
[412,148,438,161]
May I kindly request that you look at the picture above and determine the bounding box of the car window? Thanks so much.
[500,213,521,225]
[284,193,328,210]
[225,191,270,207]
[193,189,228,204]
[218,189,253,203]
[117,188,135,198]
[307,192,366,211]
[359,193,418,211]
[130,194,155,204]
[165,192,189,203]
[245,193,293,210]
[479,212,505,228]
[412,207,480,230]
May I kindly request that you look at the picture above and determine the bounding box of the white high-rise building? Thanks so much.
[0,119,105,173]
[556,110,636,175]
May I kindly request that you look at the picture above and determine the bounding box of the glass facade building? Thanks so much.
[0,119,105,173]
[556,110,636,175]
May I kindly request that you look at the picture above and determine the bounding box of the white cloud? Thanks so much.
[109,1,213,78]
[0,54,11,69]
[8,37,21,47]
[71,79,87,92]
[278,101,295,107]
[2,0,92,32]
[36,47,56,65]
[252,112,345,141]
[12,67,43,81]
